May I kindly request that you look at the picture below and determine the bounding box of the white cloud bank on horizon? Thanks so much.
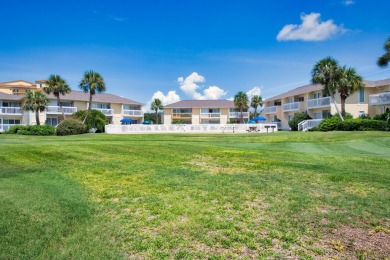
[178,72,227,100]
[276,12,346,41]
[143,90,180,112]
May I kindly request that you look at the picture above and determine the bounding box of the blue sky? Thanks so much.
[0,0,389,107]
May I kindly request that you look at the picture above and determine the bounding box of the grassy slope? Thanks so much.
[0,132,389,259]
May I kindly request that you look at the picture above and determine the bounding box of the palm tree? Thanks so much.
[79,70,106,124]
[311,57,344,121]
[250,95,263,118]
[23,91,49,126]
[150,98,163,124]
[43,74,71,119]
[234,91,249,123]
[337,66,364,117]
[377,36,390,68]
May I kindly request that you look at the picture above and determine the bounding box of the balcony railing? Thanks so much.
[307,97,331,109]
[264,106,277,114]
[123,109,143,116]
[0,107,22,115]
[173,113,192,118]
[93,108,114,115]
[200,113,221,118]
[369,92,390,106]
[229,112,249,118]
[46,106,77,114]
[282,102,299,112]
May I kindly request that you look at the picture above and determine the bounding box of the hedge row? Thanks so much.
[5,125,56,135]
[313,116,388,131]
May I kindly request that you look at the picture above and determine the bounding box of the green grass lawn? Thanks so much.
[1,132,389,259]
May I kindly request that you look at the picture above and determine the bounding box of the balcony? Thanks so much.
[200,113,221,118]
[307,97,331,109]
[123,109,143,116]
[229,112,249,118]
[264,106,277,114]
[173,113,192,118]
[0,107,22,115]
[369,92,390,106]
[46,106,77,114]
[282,102,299,112]
[94,108,114,115]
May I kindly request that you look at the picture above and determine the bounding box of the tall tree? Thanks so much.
[43,74,71,119]
[250,95,263,118]
[79,70,106,124]
[337,66,364,117]
[150,98,163,124]
[23,91,49,126]
[234,91,249,123]
[311,57,344,121]
[377,36,390,68]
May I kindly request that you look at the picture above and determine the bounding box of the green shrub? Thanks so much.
[335,119,388,131]
[317,115,341,131]
[288,112,311,131]
[17,125,56,135]
[3,125,27,134]
[71,110,107,133]
[56,119,87,136]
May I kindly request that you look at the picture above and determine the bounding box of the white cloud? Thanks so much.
[144,90,181,112]
[343,0,354,6]
[246,86,261,101]
[178,72,227,100]
[276,12,346,41]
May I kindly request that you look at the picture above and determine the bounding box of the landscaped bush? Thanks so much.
[72,110,107,132]
[3,125,28,134]
[316,114,352,131]
[335,119,388,131]
[288,112,311,131]
[56,118,87,136]
[17,125,56,135]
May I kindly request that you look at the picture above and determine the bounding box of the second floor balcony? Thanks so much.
[229,112,249,118]
[282,102,299,112]
[369,92,390,106]
[307,97,331,109]
[173,113,192,118]
[94,108,114,115]
[46,106,77,114]
[0,106,22,115]
[200,113,221,118]
[123,109,144,116]
[264,106,278,114]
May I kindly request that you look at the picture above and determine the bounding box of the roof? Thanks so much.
[0,92,25,101]
[46,91,143,105]
[0,80,34,85]
[265,78,390,102]
[165,99,235,108]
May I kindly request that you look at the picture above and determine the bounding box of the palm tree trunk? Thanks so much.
[83,93,93,124]
[155,109,158,124]
[35,110,40,126]
[240,108,243,123]
[340,96,346,117]
[330,94,344,121]
[58,96,66,120]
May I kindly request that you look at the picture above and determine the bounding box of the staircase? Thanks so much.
[297,119,323,131]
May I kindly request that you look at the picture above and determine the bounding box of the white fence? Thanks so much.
[105,123,278,134]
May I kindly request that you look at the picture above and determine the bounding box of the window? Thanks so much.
[2,119,21,124]
[359,89,365,103]
[173,108,192,113]
[313,112,323,119]
[2,102,21,107]
[123,105,140,110]
[359,111,365,117]
[12,89,19,93]
[274,101,281,106]
[201,108,220,113]
[298,97,304,102]
[46,118,59,126]
[92,103,110,109]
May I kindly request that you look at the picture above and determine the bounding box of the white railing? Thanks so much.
[229,112,249,118]
[297,119,323,131]
[282,102,299,112]
[270,121,282,130]
[307,97,331,109]
[93,108,114,115]
[369,92,390,106]
[0,124,25,132]
[173,113,192,117]
[122,110,143,116]
[46,106,77,114]
[264,106,277,114]
[105,123,279,134]
[0,107,22,115]
[200,113,221,118]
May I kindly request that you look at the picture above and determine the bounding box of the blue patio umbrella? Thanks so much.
[120,118,134,124]
[252,116,267,121]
